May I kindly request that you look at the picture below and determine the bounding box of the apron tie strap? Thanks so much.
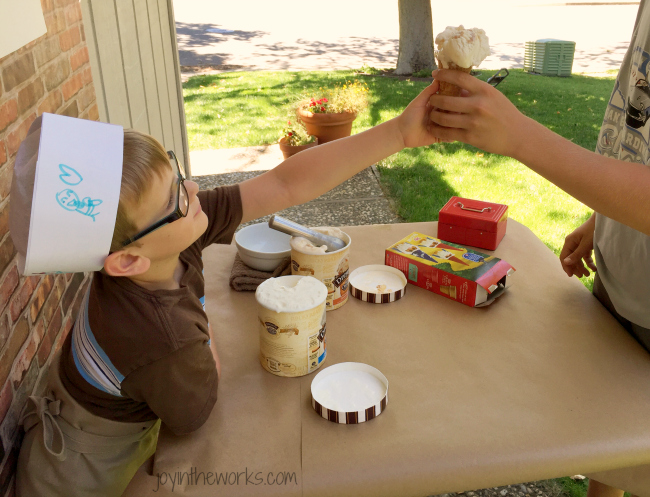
[19,395,66,461]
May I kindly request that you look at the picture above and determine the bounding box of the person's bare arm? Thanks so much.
[427,69,650,235]
[238,82,441,224]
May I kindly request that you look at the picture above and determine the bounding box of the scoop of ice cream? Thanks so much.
[256,275,327,313]
[291,237,328,255]
[290,227,346,255]
[435,25,490,68]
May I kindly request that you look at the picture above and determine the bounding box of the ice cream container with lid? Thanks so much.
[290,228,351,311]
[256,275,328,377]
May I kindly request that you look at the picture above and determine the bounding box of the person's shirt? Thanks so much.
[59,185,242,434]
[594,0,650,328]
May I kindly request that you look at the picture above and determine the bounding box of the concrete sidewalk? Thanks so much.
[175,0,637,78]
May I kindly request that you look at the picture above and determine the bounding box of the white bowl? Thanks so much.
[235,222,292,271]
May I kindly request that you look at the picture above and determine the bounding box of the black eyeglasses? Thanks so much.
[121,151,189,247]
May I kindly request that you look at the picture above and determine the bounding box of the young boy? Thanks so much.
[15,82,441,496]
[426,3,650,496]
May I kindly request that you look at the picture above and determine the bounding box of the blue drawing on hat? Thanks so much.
[58,164,83,186]
[54,164,103,222]
[56,189,103,222]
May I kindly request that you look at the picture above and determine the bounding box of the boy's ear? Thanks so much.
[103,250,150,277]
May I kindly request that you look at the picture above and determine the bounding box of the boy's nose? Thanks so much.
[185,179,199,197]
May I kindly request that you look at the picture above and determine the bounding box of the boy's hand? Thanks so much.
[427,69,530,158]
[559,215,597,278]
[397,80,446,149]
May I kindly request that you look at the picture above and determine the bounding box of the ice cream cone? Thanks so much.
[435,58,472,97]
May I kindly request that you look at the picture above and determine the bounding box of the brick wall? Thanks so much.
[0,0,98,494]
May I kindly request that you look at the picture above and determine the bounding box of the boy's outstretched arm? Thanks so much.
[238,82,441,224]
[427,69,650,236]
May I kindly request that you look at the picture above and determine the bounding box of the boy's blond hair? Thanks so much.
[110,130,171,252]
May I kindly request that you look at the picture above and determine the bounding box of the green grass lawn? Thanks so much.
[183,68,617,293]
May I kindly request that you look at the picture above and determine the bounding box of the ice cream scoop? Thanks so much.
[269,215,347,253]
[435,25,490,96]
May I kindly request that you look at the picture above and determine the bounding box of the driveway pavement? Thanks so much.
[174,0,638,75]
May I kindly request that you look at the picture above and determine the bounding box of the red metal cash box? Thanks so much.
[438,196,508,251]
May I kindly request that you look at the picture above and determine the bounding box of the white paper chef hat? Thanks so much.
[9,113,124,275]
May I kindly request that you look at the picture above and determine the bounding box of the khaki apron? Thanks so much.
[16,354,160,497]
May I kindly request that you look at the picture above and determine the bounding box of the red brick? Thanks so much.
[1,53,35,92]
[11,334,38,388]
[55,0,77,7]
[9,276,39,323]
[0,266,19,316]
[0,142,5,167]
[81,66,92,85]
[70,46,88,72]
[61,73,83,101]
[64,2,82,25]
[59,26,81,52]
[77,85,95,112]
[41,0,55,14]
[0,381,12,426]
[17,78,45,114]
[44,10,66,36]
[33,36,60,68]
[61,100,78,118]
[34,317,46,342]
[42,58,70,92]
[0,317,29,387]
[6,113,36,157]
[29,275,54,323]
[0,237,15,277]
[0,315,9,357]
[88,103,99,121]
[43,307,63,359]
[0,205,8,243]
[0,165,13,204]
[0,100,17,134]
[37,88,62,115]
[42,274,65,326]
[54,312,71,354]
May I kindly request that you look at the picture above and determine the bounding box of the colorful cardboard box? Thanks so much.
[438,196,508,251]
[385,232,515,307]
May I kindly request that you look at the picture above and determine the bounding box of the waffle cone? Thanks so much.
[436,58,472,97]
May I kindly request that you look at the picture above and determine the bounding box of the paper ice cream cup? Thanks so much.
[290,231,351,311]
[256,275,328,377]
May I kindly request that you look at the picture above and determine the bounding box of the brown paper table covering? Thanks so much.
[124,221,650,497]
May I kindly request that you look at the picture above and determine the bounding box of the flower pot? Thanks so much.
[278,136,319,159]
[296,109,357,144]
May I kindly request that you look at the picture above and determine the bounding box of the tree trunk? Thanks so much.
[395,0,436,75]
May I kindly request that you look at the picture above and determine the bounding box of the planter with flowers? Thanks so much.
[295,80,369,143]
[278,120,318,159]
